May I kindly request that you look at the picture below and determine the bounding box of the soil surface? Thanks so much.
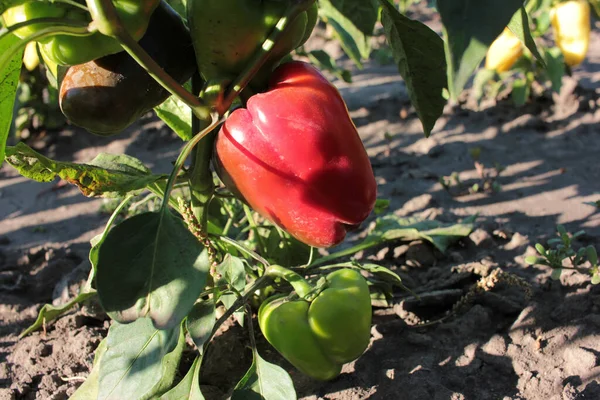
[1,11,600,400]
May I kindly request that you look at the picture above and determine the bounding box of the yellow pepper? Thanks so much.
[485,28,524,73]
[551,0,590,67]
[22,42,40,71]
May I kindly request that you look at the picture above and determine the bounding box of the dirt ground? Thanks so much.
[1,12,600,400]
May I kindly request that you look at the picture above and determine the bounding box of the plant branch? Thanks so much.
[160,114,222,214]
[220,0,314,111]
[85,0,212,121]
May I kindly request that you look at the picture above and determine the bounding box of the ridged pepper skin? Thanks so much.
[551,0,590,67]
[59,1,196,135]
[485,28,523,73]
[187,0,317,88]
[2,0,160,66]
[258,269,372,381]
[214,61,377,248]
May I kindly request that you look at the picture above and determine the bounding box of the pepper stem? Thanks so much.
[265,265,312,298]
[220,0,316,112]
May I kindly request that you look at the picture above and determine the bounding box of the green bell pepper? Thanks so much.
[258,268,372,381]
[2,0,160,65]
[187,0,317,89]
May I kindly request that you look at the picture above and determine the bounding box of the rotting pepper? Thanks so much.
[2,0,160,66]
[59,1,197,135]
[485,28,523,73]
[213,61,377,248]
[259,267,372,381]
[187,0,317,89]
[551,0,590,67]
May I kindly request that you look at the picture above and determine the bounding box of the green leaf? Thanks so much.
[545,47,565,93]
[591,272,600,285]
[307,49,352,83]
[231,349,296,400]
[368,214,476,253]
[98,318,185,400]
[437,0,523,99]
[587,246,598,267]
[5,143,166,197]
[70,338,108,400]
[472,68,497,103]
[19,292,97,338]
[96,211,210,329]
[551,268,562,281]
[0,33,23,167]
[159,355,204,400]
[524,255,545,265]
[507,7,546,68]
[154,82,193,141]
[164,0,187,18]
[326,0,379,35]
[215,254,246,325]
[319,0,371,67]
[379,1,447,137]
[511,78,530,107]
[374,199,390,215]
[186,300,216,354]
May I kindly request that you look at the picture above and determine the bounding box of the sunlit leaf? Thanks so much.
[5,143,166,197]
[319,0,371,67]
[437,0,523,99]
[507,7,546,68]
[98,318,185,400]
[0,32,23,166]
[231,349,296,400]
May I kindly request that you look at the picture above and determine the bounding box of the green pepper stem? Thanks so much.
[0,23,92,73]
[160,113,222,214]
[220,0,316,112]
[85,0,212,122]
[189,74,216,227]
[265,265,312,298]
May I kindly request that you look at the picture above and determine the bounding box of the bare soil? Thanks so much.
[1,18,600,400]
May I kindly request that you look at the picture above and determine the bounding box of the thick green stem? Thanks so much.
[189,74,217,228]
[85,0,212,122]
[265,265,312,298]
[160,114,221,214]
[1,17,89,37]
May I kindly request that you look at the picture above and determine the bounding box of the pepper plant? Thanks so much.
[0,0,550,398]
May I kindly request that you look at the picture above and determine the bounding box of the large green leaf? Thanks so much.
[507,7,546,68]
[437,0,523,99]
[96,211,210,329]
[70,338,108,400]
[231,349,296,400]
[326,0,379,35]
[160,355,204,400]
[379,1,447,137]
[186,300,216,353]
[0,33,23,167]
[4,143,166,197]
[319,0,371,67]
[98,318,185,400]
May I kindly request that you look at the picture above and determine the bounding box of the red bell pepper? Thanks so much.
[214,61,377,248]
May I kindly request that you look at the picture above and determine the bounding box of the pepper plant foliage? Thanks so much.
[0,0,541,398]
